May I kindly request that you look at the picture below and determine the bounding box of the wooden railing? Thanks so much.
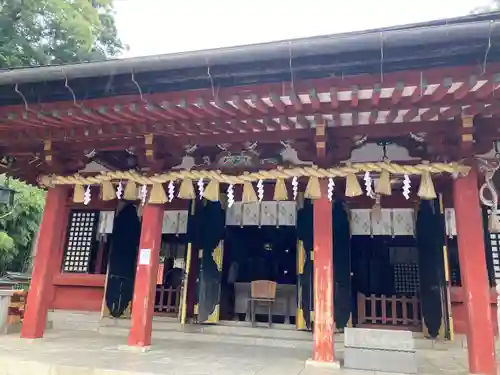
[357,292,421,328]
[155,286,182,314]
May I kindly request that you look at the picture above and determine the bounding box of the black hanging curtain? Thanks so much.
[416,199,448,338]
[195,200,226,323]
[104,204,141,318]
[296,198,314,330]
[332,200,352,330]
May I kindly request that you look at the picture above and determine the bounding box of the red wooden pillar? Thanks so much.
[21,186,68,339]
[312,180,335,363]
[128,204,163,348]
[453,168,497,375]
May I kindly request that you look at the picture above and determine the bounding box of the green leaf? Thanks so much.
[0,0,123,68]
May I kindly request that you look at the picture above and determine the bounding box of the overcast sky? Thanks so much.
[114,0,491,58]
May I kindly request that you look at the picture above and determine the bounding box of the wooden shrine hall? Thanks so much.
[2,12,500,375]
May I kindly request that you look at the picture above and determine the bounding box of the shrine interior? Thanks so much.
[351,235,420,329]
[221,226,297,323]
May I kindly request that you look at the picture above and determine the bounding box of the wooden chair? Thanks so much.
[250,280,276,328]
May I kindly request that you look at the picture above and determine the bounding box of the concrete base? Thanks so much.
[0,329,474,374]
[20,338,44,344]
[344,347,417,374]
[305,358,340,369]
[117,344,151,353]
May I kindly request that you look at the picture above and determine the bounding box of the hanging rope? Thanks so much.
[479,145,500,231]
[39,161,469,187]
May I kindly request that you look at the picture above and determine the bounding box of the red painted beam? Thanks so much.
[128,204,164,348]
[289,92,303,111]
[391,82,405,104]
[270,93,285,113]
[312,180,335,363]
[453,168,497,375]
[21,186,69,339]
[371,84,381,107]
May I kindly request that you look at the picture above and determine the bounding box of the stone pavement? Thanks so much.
[0,330,475,375]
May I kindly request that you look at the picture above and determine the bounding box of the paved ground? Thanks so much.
[0,329,480,375]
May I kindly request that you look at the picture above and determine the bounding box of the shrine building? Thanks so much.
[2,12,500,375]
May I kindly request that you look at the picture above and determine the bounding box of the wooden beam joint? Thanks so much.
[315,116,327,159]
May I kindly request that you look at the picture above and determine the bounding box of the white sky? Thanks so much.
[114,0,491,58]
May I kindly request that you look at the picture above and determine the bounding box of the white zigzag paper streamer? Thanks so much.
[327,178,335,202]
[227,184,235,208]
[364,171,373,197]
[402,174,411,200]
[197,178,204,199]
[292,176,298,200]
[116,182,123,200]
[139,184,148,205]
[83,185,91,205]
[257,179,264,202]
[168,181,175,202]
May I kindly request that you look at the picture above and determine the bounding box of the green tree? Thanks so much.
[0,1,123,272]
[0,0,124,68]
[0,176,45,274]
[472,0,500,13]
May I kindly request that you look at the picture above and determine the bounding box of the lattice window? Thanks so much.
[490,232,500,284]
[62,210,98,273]
[389,246,419,294]
[393,263,420,294]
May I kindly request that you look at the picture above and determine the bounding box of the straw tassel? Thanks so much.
[178,178,196,199]
[304,176,321,199]
[149,183,167,204]
[123,181,137,201]
[73,184,85,203]
[417,171,437,200]
[375,170,392,195]
[203,180,220,202]
[345,173,363,197]
[242,181,258,203]
[273,178,288,201]
[100,181,115,201]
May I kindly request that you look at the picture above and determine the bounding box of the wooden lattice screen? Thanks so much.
[62,210,98,273]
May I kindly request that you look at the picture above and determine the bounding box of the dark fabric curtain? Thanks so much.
[297,198,314,330]
[416,199,446,338]
[105,204,141,318]
[196,200,226,323]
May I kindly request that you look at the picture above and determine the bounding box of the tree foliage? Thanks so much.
[0,176,45,274]
[0,1,123,273]
[472,0,500,13]
[0,0,124,68]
